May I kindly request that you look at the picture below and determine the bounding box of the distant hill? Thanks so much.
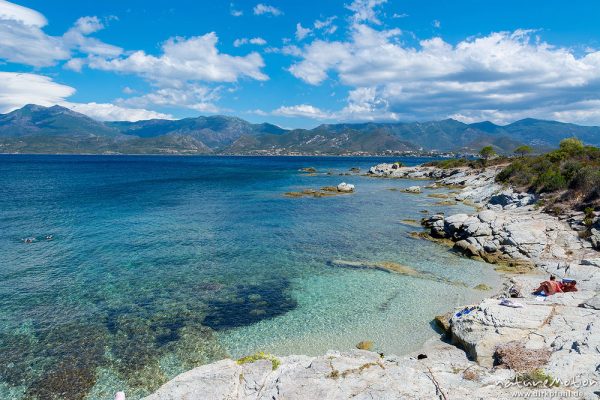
[225,125,417,155]
[0,104,118,138]
[1,104,600,155]
[225,118,600,154]
[107,116,286,149]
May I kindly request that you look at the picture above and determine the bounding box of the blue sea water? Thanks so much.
[0,155,501,399]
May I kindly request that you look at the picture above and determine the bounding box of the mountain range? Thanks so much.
[1,104,599,155]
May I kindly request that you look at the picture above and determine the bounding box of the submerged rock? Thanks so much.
[202,282,298,330]
[327,260,466,287]
[355,341,373,351]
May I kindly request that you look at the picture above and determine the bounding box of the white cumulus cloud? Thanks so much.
[287,24,600,124]
[119,85,222,114]
[0,1,121,67]
[62,16,123,57]
[88,33,268,85]
[346,0,387,25]
[233,37,267,47]
[230,3,243,17]
[62,102,173,121]
[314,16,337,34]
[253,3,282,16]
[273,104,332,119]
[295,23,312,41]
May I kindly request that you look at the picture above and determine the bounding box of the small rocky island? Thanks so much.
[284,182,355,198]
[143,142,600,400]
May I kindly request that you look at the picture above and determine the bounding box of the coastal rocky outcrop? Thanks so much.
[411,164,600,399]
[142,163,600,400]
[144,343,523,400]
[284,183,355,198]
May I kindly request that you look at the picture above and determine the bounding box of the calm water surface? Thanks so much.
[0,155,501,399]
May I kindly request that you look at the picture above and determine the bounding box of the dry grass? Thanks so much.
[494,341,551,373]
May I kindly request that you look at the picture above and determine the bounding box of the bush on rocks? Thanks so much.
[496,139,600,208]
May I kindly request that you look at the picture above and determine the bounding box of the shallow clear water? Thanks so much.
[0,155,501,399]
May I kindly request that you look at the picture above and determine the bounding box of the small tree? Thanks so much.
[479,146,496,164]
[514,145,533,158]
[559,138,584,155]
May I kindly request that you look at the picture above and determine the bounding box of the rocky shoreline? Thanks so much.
[142,164,600,400]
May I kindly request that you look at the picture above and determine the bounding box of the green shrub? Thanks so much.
[559,138,584,155]
[561,160,583,183]
[571,166,600,201]
[517,369,559,387]
[423,158,470,169]
[584,207,596,227]
[534,169,567,193]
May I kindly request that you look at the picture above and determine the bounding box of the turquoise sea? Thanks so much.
[0,155,501,399]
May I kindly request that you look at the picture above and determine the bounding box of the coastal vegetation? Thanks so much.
[516,369,560,388]
[425,138,600,209]
[496,138,600,208]
[479,146,496,164]
[423,156,509,169]
[514,145,533,157]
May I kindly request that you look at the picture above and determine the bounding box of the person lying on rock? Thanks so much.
[533,276,578,296]
[561,279,578,292]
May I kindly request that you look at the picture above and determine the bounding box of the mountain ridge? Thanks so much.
[1,104,600,155]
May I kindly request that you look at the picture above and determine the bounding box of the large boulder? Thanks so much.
[450,299,554,367]
[504,220,548,258]
[444,214,469,236]
[489,190,536,209]
[454,240,481,257]
[463,218,493,237]
[477,210,497,223]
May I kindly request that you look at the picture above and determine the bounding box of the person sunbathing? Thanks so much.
[534,276,578,295]
[561,279,578,292]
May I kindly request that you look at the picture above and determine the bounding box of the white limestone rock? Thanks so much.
[337,182,355,192]
[404,185,421,193]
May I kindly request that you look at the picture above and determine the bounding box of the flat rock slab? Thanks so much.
[143,346,531,400]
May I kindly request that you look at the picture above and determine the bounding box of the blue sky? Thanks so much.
[2,0,600,128]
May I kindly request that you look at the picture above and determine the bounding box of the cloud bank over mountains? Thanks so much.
[1,0,600,125]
